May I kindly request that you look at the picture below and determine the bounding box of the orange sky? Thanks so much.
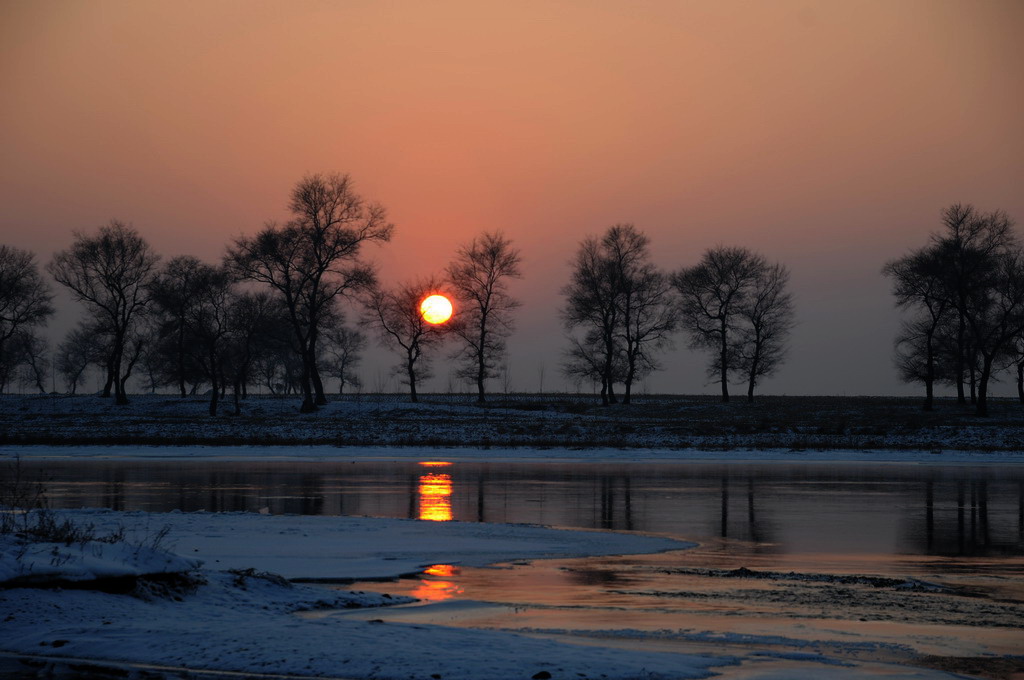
[2,0,1022,395]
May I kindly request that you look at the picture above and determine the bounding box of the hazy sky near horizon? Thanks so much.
[2,0,1023,396]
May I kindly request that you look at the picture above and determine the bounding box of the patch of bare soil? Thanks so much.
[915,655,1024,680]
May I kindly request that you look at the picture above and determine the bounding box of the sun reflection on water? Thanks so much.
[411,564,464,601]
[417,462,453,522]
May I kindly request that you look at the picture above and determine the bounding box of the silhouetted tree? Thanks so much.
[963,249,1024,416]
[227,173,393,412]
[222,291,277,413]
[55,321,110,395]
[1010,334,1024,405]
[48,221,159,405]
[562,329,625,396]
[446,231,522,403]
[149,256,207,397]
[884,246,952,409]
[0,245,53,367]
[363,279,447,402]
[182,265,235,416]
[15,330,48,393]
[734,260,793,402]
[562,226,639,405]
[613,229,676,403]
[323,324,365,395]
[931,204,1016,404]
[673,246,762,402]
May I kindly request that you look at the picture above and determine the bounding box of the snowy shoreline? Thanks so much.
[0,511,730,680]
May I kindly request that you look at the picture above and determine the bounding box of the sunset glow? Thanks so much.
[420,294,453,325]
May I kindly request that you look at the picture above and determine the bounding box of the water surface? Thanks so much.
[23,459,1024,557]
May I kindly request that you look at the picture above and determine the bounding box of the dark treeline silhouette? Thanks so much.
[561,225,793,404]
[0,176,800,410]
[884,203,1024,416]
[19,179,1024,414]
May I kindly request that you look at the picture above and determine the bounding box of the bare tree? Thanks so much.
[673,246,761,402]
[735,261,794,402]
[48,221,159,405]
[15,330,48,394]
[446,231,522,403]
[227,173,392,413]
[883,246,951,409]
[363,278,447,403]
[56,321,110,395]
[562,328,625,397]
[964,249,1024,416]
[562,226,653,405]
[614,231,676,404]
[931,204,1016,404]
[1010,334,1024,405]
[182,265,235,416]
[323,324,366,395]
[149,256,207,397]
[56,325,92,395]
[222,291,277,413]
[0,246,54,366]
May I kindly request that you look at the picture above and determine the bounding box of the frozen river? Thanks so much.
[23,458,1024,557]
[8,454,1024,677]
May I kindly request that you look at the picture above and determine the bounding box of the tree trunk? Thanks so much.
[311,362,327,406]
[476,358,486,404]
[308,328,327,406]
[476,326,487,403]
[111,330,129,405]
[177,322,187,397]
[975,357,993,417]
[955,311,966,404]
[746,348,760,403]
[623,350,637,405]
[969,362,977,404]
[233,380,241,416]
[1017,362,1024,405]
[114,372,128,405]
[209,362,219,417]
[923,333,935,411]
[298,360,316,413]
[407,356,418,403]
[720,330,730,403]
[608,380,617,404]
[102,357,115,398]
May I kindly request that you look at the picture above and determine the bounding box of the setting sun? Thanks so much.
[420,294,453,325]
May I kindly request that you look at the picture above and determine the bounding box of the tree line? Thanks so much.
[884,203,1024,416]
[38,170,1024,415]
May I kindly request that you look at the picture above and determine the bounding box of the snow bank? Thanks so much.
[0,569,734,679]
[0,511,728,680]
[0,534,200,586]
[44,509,694,580]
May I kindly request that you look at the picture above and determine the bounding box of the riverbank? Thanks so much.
[2,393,1024,451]
[2,509,999,679]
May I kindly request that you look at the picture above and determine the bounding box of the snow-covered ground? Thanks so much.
[0,510,979,679]
[15,509,694,580]
[4,442,1024,464]
[0,512,723,679]
[3,392,1024,451]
